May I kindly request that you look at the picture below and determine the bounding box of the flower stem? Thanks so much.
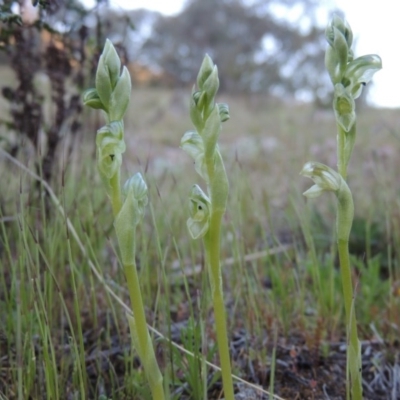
[110,170,122,216]
[337,240,362,400]
[205,211,234,400]
[110,170,164,400]
[337,125,347,179]
[124,262,165,400]
[337,178,362,400]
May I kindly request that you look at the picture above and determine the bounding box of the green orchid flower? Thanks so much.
[187,184,211,239]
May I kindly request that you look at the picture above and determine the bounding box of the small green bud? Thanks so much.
[325,27,348,84]
[195,91,207,111]
[326,15,352,49]
[83,88,107,111]
[109,66,132,121]
[101,39,121,89]
[343,19,353,48]
[202,65,219,105]
[181,130,203,159]
[114,173,148,264]
[190,86,203,129]
[187,184,211,239]
[123,172,148,215]
[96,39,122,110]
[217,103,230,122]
[300,162,342,198]
[192,90,202,105]
[197,54,214,90]
[180,130,208,182]
[333,83,356,132]
[96,121,126,179]
[96,121,124,148]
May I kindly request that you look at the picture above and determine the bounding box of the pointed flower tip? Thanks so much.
[203,53,214,66]
[300,161,314,177]
[197,54,215,89]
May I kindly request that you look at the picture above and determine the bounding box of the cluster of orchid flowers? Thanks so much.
[301,15,382,197]
[83,40,148,226]
[180,55,230,239]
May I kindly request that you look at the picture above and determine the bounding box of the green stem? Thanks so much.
[337,125,347,179]
[110,170,122,216]
[109,164,164,399]
[337,240,362,400]
[205,211,235,400]
[124,262,152,371]
[337,187,362,400]
[124,262,165,400]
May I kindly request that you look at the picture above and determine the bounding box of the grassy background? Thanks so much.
[1,75,400,398]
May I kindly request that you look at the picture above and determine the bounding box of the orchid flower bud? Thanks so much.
[326,15,353,48]
[190,86,204,130]
[203,65,219,105]
[194,91,207,111]
[325,15,381,99]
[197,54,214,90]
[333,83,356,132]
[123,172,149,220]
[301,162,354,241]
[96,121,126,180]
[342,19,353,49]
[325,27,348,84]
[325,15,353,53]
[300,162,342,198]
[109,66,131,121]
[218,103,230,123]
[83,88,107,111]
[180,130,209,183]
[187,184,211,239]
[114,173,148,264]
[95,39,121,111]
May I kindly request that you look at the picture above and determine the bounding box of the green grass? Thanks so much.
[1,87,400,399]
